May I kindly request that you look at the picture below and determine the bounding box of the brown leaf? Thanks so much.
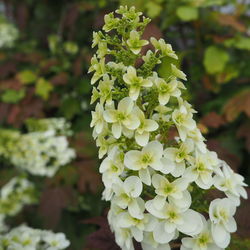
[7,88,44,126]
[223,89,250,122]
[200,112,225,129]
[0,61,17,79]
[50,72,68,85]
[76,159,101,193]
[207,139,241,172]
[84,215,120,250]
[73,56,83,76]
[216,14,246,33]
[237,122,250,152]
[0,78,22,91]
[234,188,250,237]
[39,186,75,228]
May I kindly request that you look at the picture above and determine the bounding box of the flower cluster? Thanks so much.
[0,118,75,177]
[0,176,36,232]
[0,16,18,48]
[0,225,70,250]
[89,6,248,250]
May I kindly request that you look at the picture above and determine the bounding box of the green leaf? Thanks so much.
[1,89,25,103]
[35,78,53,100]
[224,36,250,51]
[145,2,162,18]
[176,6,198,21]
[203,46,229,74]
[18,70,37,84]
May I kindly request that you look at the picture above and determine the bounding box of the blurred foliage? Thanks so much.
[0,0,249,249]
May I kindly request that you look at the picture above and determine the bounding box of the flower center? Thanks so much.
[141,153,152,165]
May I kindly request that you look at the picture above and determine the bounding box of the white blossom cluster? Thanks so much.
[0,16,18,48]
[0,225,70,250]
[0,119,75,177]
[0,176,36,232]
[89,6,248,250]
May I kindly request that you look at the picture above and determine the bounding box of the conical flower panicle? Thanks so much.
[89,6,248,250]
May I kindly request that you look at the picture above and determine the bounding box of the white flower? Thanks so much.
[134,107,158,146]
[88,56,106,85]
[112,176,144,219]
[100,147,124,189]
[172,103,196,141]
[91,74,114,105]
[163,139,194,177]
[181,216,223,250]
[141,232,171,250]
[171,64,187,80]
[154,78,181,105]
[209,198,237,248]
[43,232,70,249]
[103,97,140,139]
[184,152,214,189]
[127,30,149,55]
[123,66,152,100]
[150,37,178,59]
[146,200,203,243]
[118,212,156,242]
[187,128,206,153]
[90,103,107,135]
[214,161,248,206]
[124,141,163,185]
[151,174,189,208]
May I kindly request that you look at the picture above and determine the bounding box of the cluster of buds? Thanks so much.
[89,6,248,250]
[0,225,70,249]
[0,118,75,177]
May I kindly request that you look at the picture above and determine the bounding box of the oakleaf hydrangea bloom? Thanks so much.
[0,225,70,249]
[0,118,75,177]
[89,6,248,250]
[0,176,36,229]
[0,16,18,48]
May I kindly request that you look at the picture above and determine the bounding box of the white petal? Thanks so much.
[144,119,159,132]
[160,158,175,174]
[179,209,203,236]
[124,150,142,170]
[153,195,165,209]
[128,198,144,219]
[153,221,174,244]
[135,131,149,146]
[143,141,163,160]
[139,168,151,185]
[212,224,231,248]
[123,113,140,130]
[124,176,142,197]
[131,227,143,242]
[103,110,117,123]
[118,97,134,114]
[112,123,122,139]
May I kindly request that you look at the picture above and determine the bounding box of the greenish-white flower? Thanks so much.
[127,30,149,55]
[123,66,152,100]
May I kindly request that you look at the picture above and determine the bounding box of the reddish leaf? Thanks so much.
[223,89,250,122]
[0,78,22,91]
[234,188,250,237]
[39,186,75,228]
[50,72,68,85]
[76,159,101,193]
[73,56,83,76]
[84,215,120,250]
[216,14,246,33]
[0,61,17,79]
[207,139,241,172]
[237,122,250,152]
[200,112,225,129]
